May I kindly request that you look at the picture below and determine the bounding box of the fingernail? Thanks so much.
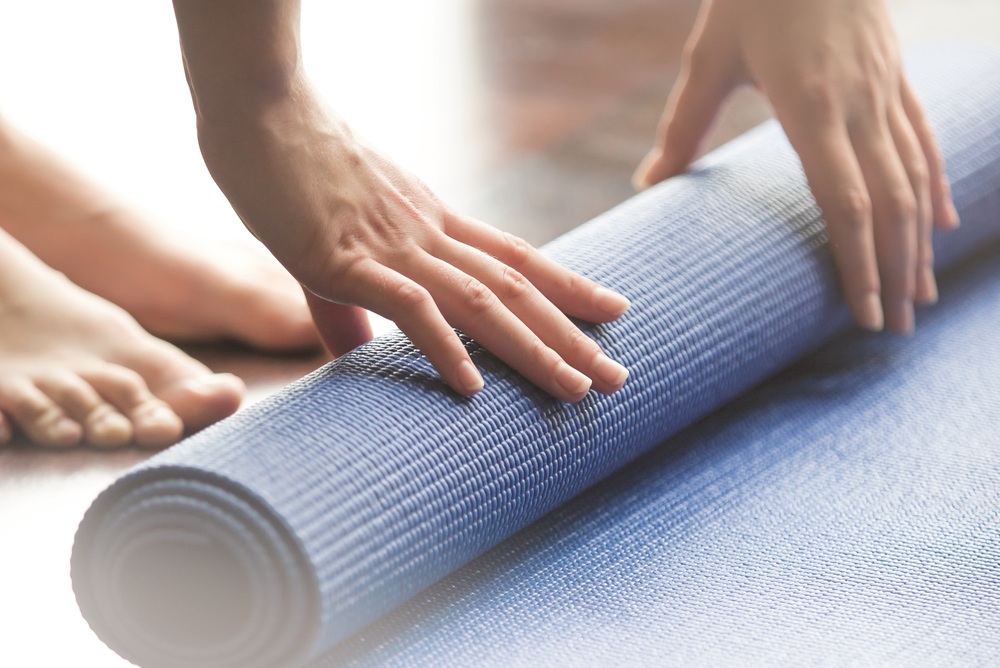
[890,300,915,335]
[457,360,484,395]
[595,287,631,317]
[632,170,651,191]
[858,292,884,332]
[593,353,629,389]
[945,202,960,228]
[555,361,592,398]
[632,149,661,191]
[918,268,939,305]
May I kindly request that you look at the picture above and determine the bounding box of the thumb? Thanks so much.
[303,289,374,358]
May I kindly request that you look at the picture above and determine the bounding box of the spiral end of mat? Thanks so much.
[71,470,320,668]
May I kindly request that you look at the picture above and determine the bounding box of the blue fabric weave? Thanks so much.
[323,239,1000,666]
[72,44,1000,668]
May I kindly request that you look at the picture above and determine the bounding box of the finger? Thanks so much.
[784,117,884,332]
[80,366,183,450]
[34,373,133,448]
[0,378,82,448]
[633,37,738,189]
[443,216,630,322]
[900,76,959,229]
[434,237,629,394]
[302,288,373,357]
[406,254,593,403]
[849,114,919,334]
[337,258,484,396]
[887,100,936,305]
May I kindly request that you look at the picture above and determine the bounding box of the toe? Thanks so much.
[155,374,244,434]
[129,401,185,449]
[0,378,83,447]
[82,406,134,449]
[114,338,245,435]
[82,365,184,449]
[34,373,133,448]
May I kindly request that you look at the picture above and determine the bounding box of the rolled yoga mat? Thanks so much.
[72,43,1000,668]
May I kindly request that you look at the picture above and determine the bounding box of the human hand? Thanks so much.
[197,96,631,402]
[634,0,959,334]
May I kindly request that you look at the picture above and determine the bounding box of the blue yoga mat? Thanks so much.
[72,43,1000,668]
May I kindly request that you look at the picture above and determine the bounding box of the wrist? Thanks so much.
[191,70,311,127]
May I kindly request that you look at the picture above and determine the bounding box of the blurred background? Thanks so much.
[0,1,998,665]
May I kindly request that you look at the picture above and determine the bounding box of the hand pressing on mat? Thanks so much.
[171,0,631,402]
[634,0,959,334]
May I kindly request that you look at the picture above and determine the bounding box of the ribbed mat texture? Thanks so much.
[72,44,1000,668]
[321,219,1000,668]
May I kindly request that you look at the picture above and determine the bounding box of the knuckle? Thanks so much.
[852,81,883,119]
[866,50,897,85]
[529,338,557,369]
[394,281,433,311]
[500,232,532,268]
[884,190,918,226]
[461,278,497,315]
[564,271,588,297]
[499,266,533,301]
[833,188,873,230]
[435,326,462,352]
[794,77,840,124]
[907,157,930,186]
[564,325,596,357]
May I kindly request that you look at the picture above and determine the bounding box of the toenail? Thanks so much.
[90,412,132,443]
[47,416,82,443]
[143,405,180,427]
[184,374,243,396]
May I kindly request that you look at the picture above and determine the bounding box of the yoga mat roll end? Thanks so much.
[71,469,321,668]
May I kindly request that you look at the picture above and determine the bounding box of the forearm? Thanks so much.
[169,0,354,255]
[171,0,307,124]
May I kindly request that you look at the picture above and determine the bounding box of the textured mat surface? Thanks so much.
[72,44,1000,668]
[321,237,1000,667]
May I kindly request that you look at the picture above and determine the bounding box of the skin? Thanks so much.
[0,114,320,352]
[0,112,316,447]
[171,0,632,403]
[635,0,958,335]
[0,226,244,449]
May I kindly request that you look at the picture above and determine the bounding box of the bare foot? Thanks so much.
[0,227,244,449]
[0,116,321,352]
